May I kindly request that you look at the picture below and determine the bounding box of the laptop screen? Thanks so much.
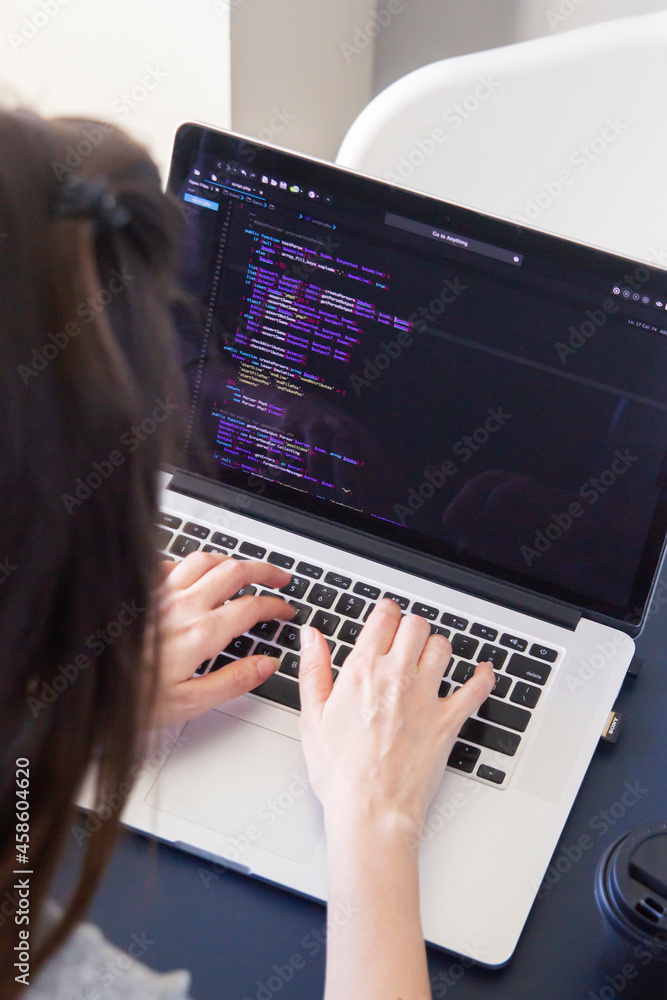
[168,124,667,628]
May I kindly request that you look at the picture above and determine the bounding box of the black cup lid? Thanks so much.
[596,822,667,949]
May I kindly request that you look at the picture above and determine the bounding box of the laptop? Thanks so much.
[107,122,667,966]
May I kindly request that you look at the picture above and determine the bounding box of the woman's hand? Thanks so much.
[150,551,294,728]
[299,598,494,841]
[299,598,494,1000]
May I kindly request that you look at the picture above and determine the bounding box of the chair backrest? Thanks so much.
[336,11,667,268]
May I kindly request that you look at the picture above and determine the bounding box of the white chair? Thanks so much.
[336,11,667,268]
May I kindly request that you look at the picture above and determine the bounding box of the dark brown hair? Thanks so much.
[0,111,184,997]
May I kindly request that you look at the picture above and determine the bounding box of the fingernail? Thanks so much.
[258,656,280,673]
[301,626,316,648]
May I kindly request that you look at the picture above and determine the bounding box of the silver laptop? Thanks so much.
[102,122,667,966]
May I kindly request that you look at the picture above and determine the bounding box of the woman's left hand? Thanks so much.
[149,551,294,727]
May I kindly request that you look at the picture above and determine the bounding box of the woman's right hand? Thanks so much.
[298,598,494,841]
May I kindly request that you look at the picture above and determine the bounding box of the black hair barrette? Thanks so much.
[53,173,131,229]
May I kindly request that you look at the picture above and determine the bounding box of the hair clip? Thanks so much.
[54,173,131,229]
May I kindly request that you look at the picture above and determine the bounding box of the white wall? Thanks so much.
[231,0,376,161]
[0,0,232,182]
[515,0,667,40]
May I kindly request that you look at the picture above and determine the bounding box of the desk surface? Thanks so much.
[55,570,667,1000]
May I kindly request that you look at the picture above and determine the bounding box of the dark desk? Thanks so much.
[55,571,667,1000]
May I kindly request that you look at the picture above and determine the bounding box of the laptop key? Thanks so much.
[254,642,281,659]
[500,633,527,652]
[156,526,173,550]
[338,620,364,645]
[510,682,541,709]
[195,660,210,675]
[170,535,201,557]
[279,575,310,599]
[529,643,558,663]
[240,541,266,560]
[470,623,498,641]
[251,673,300,711]
[430,624,451,638]
[412,602,438,620]
[384,592,410,610]
[441,613,468,630]
[459,719,521,756]
[277,624,301,651]
[183,521,210,540]
[296,561,323,580]
[279,652,300,677]
[477,764,506,784]
[202,544,225,554]
[476,643,507,669]
[311,610,341,636]
[158,512,182,529]
[325,572,351,589]
[451,634,478,658]
[250,620,280,641]
[268,551,295,569]
[307,584,337,608]
[230,584,257,600]
[491,674,511,698]
[334,593,365,619]
[447,741,481,773]
[288,601,311,626]
[506,653,552,686]
[452,661,477,684]
[209,653,236,673]
[353,582,380,600]
[224,635,254,657]
[333,644,353,667]
[211,532,238,549]
[438,680,451,699]
[363,603,376,621]
[477,697,531,733]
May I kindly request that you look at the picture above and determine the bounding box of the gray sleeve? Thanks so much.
[23,902,194,1000]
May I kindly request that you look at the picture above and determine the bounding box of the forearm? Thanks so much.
[324,817,431,1000]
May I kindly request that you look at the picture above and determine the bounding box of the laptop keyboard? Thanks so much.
[157,510,562,790]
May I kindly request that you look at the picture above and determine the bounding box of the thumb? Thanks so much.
[298,626,333,729]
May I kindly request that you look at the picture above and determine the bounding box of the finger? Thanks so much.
[298,626,334,728]
[385,611,431,667]
[415,632,453,686]
[352,598,402,658]
[443,661,495,730]
[158,559,180,580]
[204,595,295,654]
[178,653,281,717]
[190,558,292,608]
[167,549,230,589]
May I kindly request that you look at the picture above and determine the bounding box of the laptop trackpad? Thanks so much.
[146,710,323,865]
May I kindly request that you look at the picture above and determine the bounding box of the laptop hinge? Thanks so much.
[168,471,582,632]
